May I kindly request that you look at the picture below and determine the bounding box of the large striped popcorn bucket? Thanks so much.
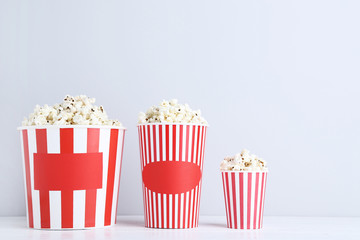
[137,123,208,228]
[221,171,268,229]
[18,126,126,230]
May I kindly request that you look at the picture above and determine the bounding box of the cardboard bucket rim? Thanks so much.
[17,125,127,131]
[136,123,209,127]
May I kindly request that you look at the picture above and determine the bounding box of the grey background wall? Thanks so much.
[1,0,359,217]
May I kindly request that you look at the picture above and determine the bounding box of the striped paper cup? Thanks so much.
[137,123,208,228]
[18,125,126,230]
[221,171,268,229]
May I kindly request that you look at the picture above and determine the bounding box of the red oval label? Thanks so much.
[142,161,202,194]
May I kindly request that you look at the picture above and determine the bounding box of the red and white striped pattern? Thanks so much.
[138,124,208,228]
[221,171,267,229]
[19,126,126,229]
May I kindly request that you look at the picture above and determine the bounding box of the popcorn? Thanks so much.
[220,149,267,172]
[22,95,123,127]
[138,99,207,124]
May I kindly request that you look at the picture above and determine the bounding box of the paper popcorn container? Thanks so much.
[221,171,268,229]
[18,126,126,230]
[137,123,208,228]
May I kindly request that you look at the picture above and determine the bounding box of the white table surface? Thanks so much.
[0,216,359,240]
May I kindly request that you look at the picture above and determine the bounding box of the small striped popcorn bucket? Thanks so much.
[137,123,208,228]
[18,125,126,229]
[221,171,268,229]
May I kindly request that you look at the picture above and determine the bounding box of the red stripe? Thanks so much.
[35,129,50,229]
[222,173,229,228]
[195,126,201,165]
[60,128,74,228]
[190,126,196,163]
[155,192,159,228]
[159,125,163,162]
[115,131,125,224]
[104,129,119,226]
[147,125,152,163]
[225,172,232,228]
[247,173,252,229]
[85,128,99,227]
[172,125,176,161]
[165,125,169,161]
[177,194,181,228]
[185,126,190,163]
[231,172,237,228]
[239,172,244,229]
[22,130,34,228]
[152,125,157,162]
[179,125,183,162]
[253,173,260,229]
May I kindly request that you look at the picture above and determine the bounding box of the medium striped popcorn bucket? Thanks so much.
[18,126,126,229]
[137,123,208,228]
[221,171,268,229]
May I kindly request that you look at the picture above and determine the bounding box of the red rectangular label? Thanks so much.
[34,153,103,191]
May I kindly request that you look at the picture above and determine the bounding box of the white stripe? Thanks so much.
[147,189,154,227]
[196,127,202,166]
[73,190,85,229]
[168,125,172,161]
[153,191,157,227]
[228,173,234,228]
[250,173,256,229]
[187,126,192,163]
[142,184,146,225]
[148,125,154,163]
[189,189,194,227]
[174,194,178,228]
[28,129,40,229]
[184,191,189,228]
[46,127,61,230]
[140,127,145,168]
[157,193,161,228]
[180,193,184,228]
[256,173,263,229]
[221,173,228,227]
[193,186,198,227]
[162,125,166,161]
[235,173,240,229]
[175,125,180,161]
[95,128,110,227]
[200,127,206,170]
[243,172,248,229]
[163,194,167,228]
[49,191,61,229]
[169,194,172,227]
[20,132,29,227]
[111,130,123,225]
[72,128,87,229]
[181,125,186,162]
[155,125,160,162]
[141,126,146,166]
[144,126,150,165]
[192,126,198,164]
[261,173,267,228]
